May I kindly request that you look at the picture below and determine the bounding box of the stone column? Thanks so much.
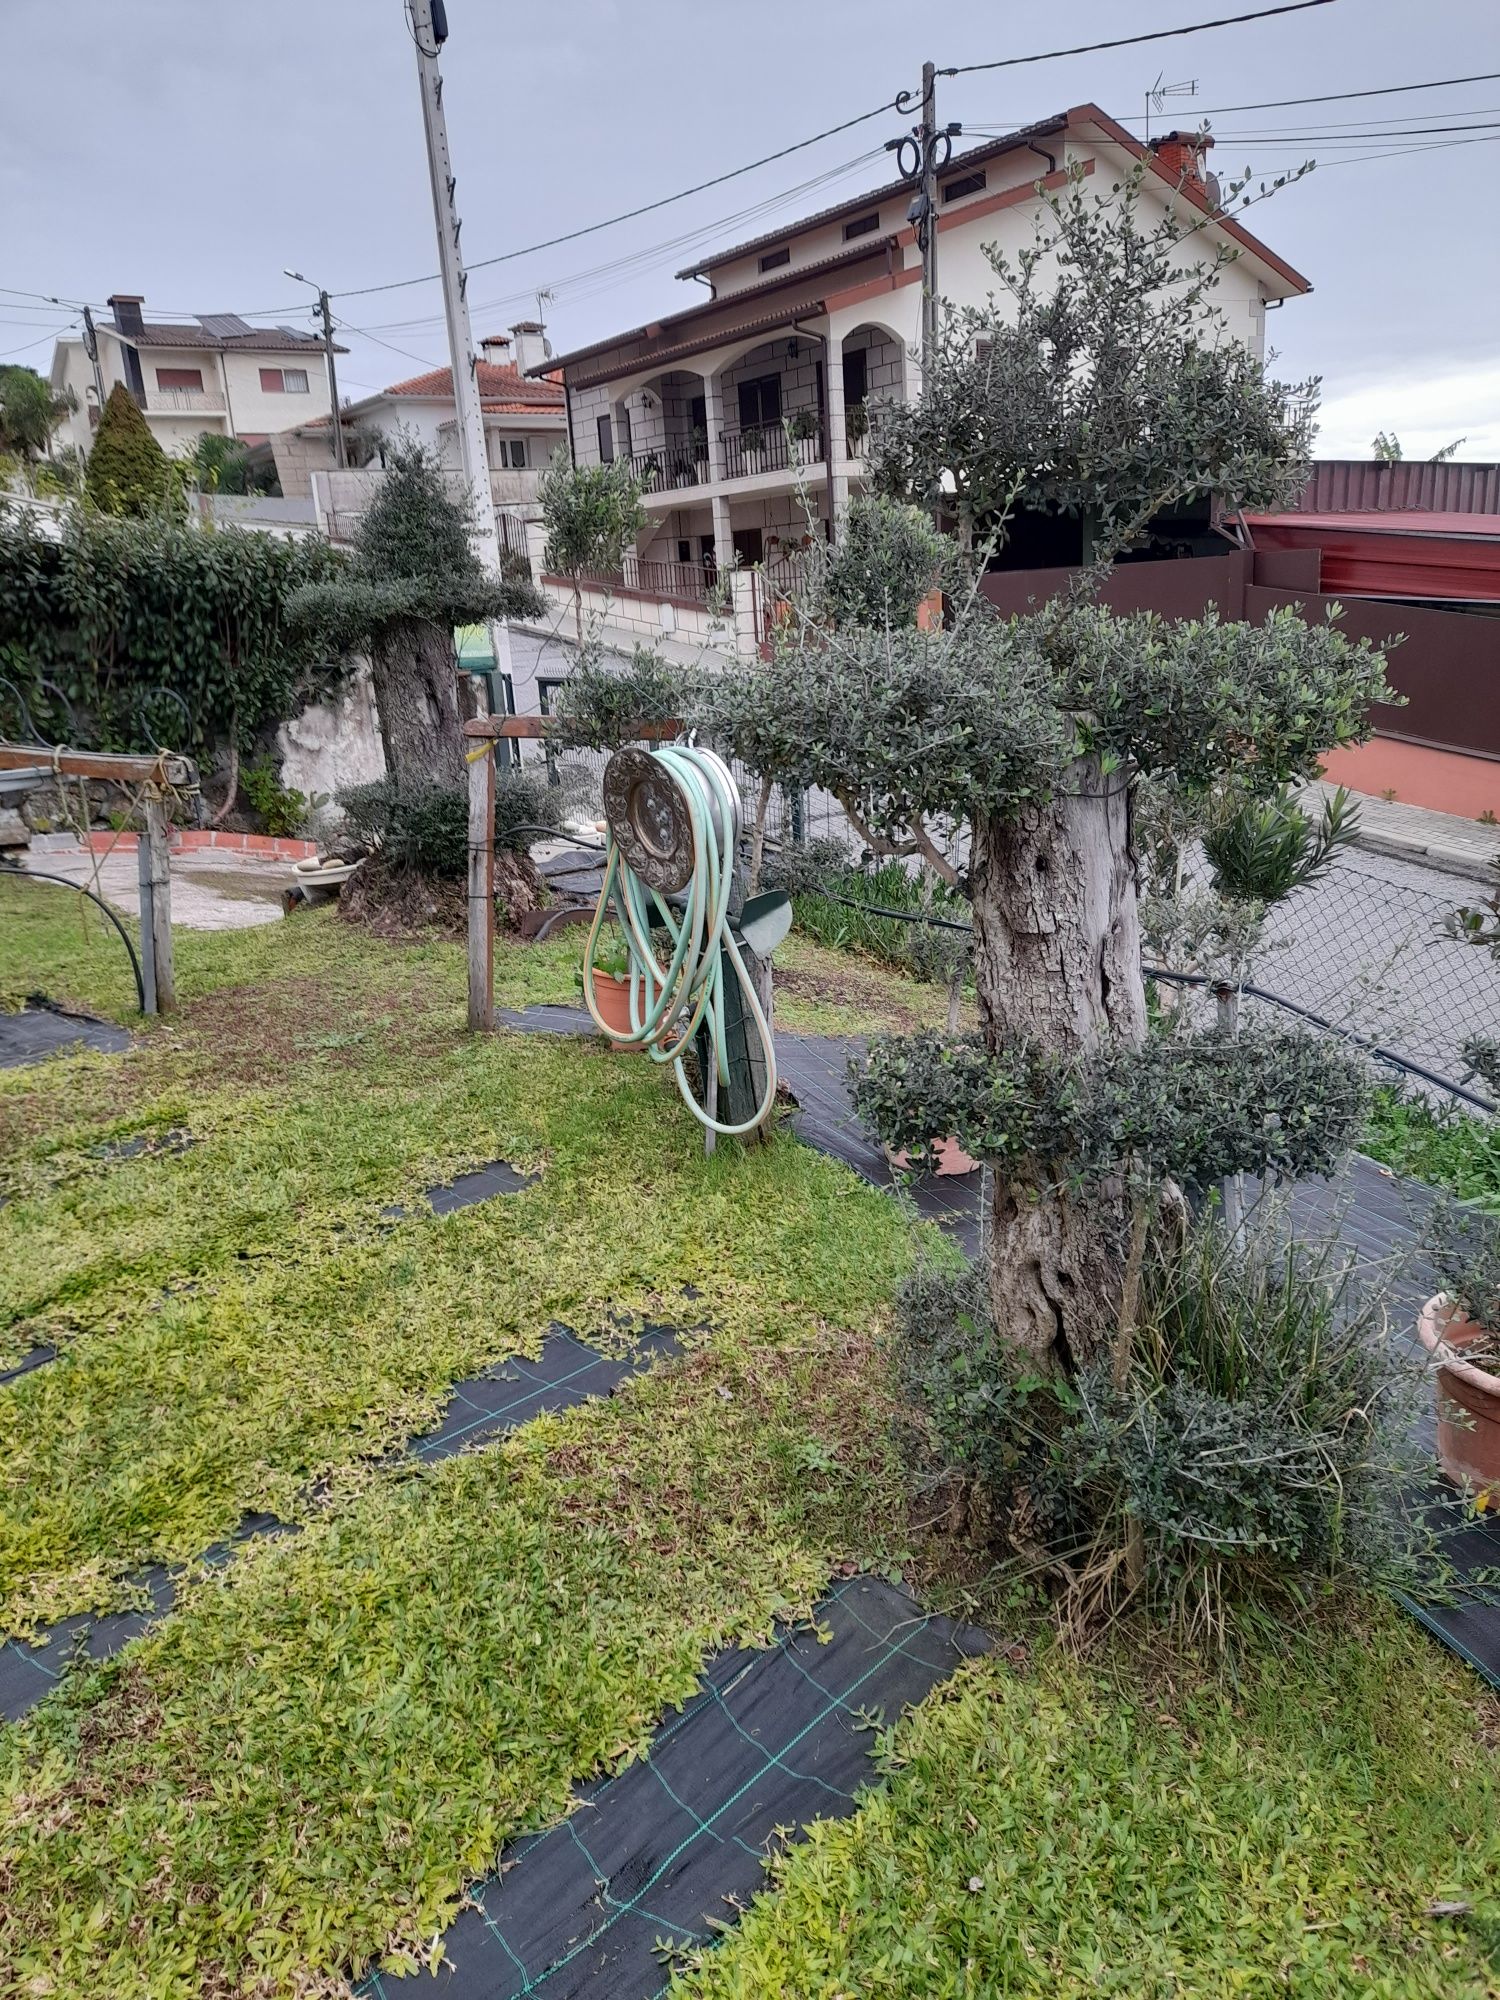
[824,328,848,524]
[704,369,733,570]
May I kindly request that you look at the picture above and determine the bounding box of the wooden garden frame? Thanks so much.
[462,716,679,1033]
[0,742,192,1015]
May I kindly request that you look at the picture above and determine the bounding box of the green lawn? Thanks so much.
[1,873,1496,1998]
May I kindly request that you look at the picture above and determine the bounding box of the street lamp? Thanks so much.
[283,269,345,468]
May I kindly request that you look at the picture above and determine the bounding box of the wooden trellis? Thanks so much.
[0,742,192,1014]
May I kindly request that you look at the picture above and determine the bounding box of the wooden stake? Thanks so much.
[467,742,495,1032]
[137,793,175,1014]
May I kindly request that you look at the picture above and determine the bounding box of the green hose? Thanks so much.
[581,745,778,1137]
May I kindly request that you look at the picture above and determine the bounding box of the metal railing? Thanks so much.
[628,441,711,495]
[721,417,824,480]
[144,388,227,414]
[575,554,716,602]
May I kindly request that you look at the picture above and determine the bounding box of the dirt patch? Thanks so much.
[777,954,940,1035]
[338,852,545,943]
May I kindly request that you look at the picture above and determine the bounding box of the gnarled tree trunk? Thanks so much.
[969,754,1147,1372]
[368,618,467,792]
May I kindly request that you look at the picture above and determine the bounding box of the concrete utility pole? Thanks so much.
[79,305,106,414]
[285,272,347,468]
[919,61,940,374]
[406,0,514,687]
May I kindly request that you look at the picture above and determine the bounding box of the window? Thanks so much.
[618,409,632,460]
[758,246,791,273]
[677,539,693,564]
[155,367,203,391]
[732,527,763,566]
[737,375,782,430]
[491,436,530,469]
[942,169,987,202]
[843,211,880,241]
[258,366,309,393]
[597,413,614,463]
[841,347,868,408]
[689,394,706,436]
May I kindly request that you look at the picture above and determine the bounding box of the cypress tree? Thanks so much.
[85,383,175,516]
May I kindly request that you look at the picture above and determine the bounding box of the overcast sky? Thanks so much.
[4,0,1497,459]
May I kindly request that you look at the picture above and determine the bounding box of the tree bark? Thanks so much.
[969,754,1147,1372]
[368,618,468,792]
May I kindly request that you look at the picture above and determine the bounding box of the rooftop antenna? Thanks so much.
[1145,73,1198,141]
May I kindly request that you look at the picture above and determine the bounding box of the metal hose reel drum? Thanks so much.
[586,743,788,1139]
[601,744,738,896]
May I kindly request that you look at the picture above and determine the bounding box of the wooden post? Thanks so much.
[137,792,174,1014]
[467,742,495,1032]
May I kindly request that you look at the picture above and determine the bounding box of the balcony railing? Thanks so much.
[628,441,711,495]
[720,416,824,481]
[576,554,715,602]
[144,388,227,414]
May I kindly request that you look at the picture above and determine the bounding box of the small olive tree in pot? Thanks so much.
[698,169,1392,1376]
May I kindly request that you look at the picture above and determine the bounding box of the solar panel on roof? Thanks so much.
[276,325,313,343]
[198,314,252,339]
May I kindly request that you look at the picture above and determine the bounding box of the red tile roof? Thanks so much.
[381,360,564,407]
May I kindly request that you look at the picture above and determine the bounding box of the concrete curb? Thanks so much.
[1351,829,1499,886]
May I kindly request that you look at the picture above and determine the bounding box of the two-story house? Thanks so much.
[530,105,1310,652]
[50,295,338,457]
[261,323,567,554]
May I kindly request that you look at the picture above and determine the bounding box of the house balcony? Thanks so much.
[143,388,227,415]
[719,417,824,482]
[628,441,711,496]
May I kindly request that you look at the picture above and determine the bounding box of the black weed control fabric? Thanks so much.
[359,1575,992,2000]
[0,1323,678,1723]
[1401,1500,1500,1692]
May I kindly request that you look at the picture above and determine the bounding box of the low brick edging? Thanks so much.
[82,829,318,860]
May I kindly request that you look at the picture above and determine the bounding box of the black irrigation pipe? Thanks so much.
[3,866,146,1014]
[1143,965,1500,1118]
[798,879,1500,1117]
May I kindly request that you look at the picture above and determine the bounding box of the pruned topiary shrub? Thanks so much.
[336,768,562,937]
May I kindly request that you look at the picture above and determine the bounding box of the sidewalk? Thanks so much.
[1308,783,1499,884]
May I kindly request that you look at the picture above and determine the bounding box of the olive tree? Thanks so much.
[698,170,1391,1375]
[289,441,543,791]
[537,449,647,647]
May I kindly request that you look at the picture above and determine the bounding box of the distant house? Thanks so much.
[49,295,340,457]
[264,323,567,526]
[529,104,1309,655]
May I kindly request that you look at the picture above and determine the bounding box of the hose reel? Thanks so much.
[584,743,788,1138]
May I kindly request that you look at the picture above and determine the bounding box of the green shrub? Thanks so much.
[791,858,971,985]
[1425,1195,1500,1331]
[339,769,561,877]
[896,1215,1431,1634]
[1363,1085,1500,1211]
[241,758,308,838]
[83,383,177,516]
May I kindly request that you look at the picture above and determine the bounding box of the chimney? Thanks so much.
[509,320,552,375]
[1148,131,1213,188]
[108,293,146,340]
[478,333,513,369]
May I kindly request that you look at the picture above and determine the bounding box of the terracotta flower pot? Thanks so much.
[1418,1294,1500,1502]
[588,969,637,1043]
[885,1136,981,1178]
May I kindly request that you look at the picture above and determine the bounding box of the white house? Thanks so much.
[49,295,339,458]
[530,106,1311,653]
[264,323,567,524]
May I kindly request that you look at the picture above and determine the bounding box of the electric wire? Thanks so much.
[940,0,1337,78]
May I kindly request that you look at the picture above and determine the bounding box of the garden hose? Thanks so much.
[582,744,777,1137]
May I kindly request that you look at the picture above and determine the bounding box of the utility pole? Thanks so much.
[285,271,347,468]
[889,63,959,388]
[919,61,940,375]
[79,305,106,414]
[406,0,514,687]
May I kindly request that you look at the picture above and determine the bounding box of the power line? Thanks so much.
[941,0,1337,78]
[1191,69,1500,116]
[0,327,73,359]
[334,99,903,302]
